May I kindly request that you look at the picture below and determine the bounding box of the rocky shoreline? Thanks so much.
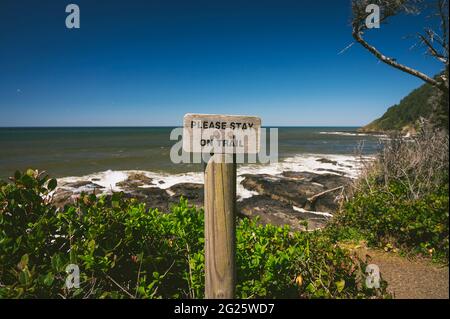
[52,156,358,231]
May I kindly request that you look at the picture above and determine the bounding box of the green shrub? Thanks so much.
[0,169,389,299]
[334,181,449,261]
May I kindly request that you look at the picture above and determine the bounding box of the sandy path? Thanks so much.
[365,249,449,299]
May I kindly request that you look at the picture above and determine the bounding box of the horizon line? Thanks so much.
[0,125,362,128]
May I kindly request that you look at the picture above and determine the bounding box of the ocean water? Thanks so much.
[0,127,383,181]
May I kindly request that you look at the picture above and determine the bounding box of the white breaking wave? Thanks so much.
[56,153,371,201]
[238,153,368,179]
[319,131,387,138]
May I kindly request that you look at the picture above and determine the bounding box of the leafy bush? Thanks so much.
[0,169,389,299]
[334,180,449,261]
[335,128,449,262]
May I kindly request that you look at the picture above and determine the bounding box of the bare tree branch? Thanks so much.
[353,28,443,86]
[351,0,449,92]
[437,0,448,54]
[418,32,448,63]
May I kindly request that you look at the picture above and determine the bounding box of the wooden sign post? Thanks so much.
[183,114,261,299]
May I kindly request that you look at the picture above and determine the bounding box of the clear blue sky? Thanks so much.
[0,0,444,127]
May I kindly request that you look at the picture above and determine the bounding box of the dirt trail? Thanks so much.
[364,249,449,299]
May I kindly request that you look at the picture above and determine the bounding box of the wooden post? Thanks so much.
[182,113,261,299]
[204,153,236,299]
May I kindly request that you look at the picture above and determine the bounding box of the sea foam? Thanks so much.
[57,153,370,200]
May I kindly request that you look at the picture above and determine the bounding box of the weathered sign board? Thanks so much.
[182,113,261,299]
[183,113,261,154]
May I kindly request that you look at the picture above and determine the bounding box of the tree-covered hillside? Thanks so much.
[360,78,449,133]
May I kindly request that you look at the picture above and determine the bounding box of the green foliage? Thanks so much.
[334,181,449,261]
[0,170,389,299]
[234,220,385,298]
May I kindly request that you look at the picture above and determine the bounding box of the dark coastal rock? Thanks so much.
[310,173,351,190]
[116,173,154,190]
[238,195,329,231]
[125,187,171,212]
[282,170,351,189]
[122,183,204,212]
[52,181,104,208]
[281,171,320,181]
[63,180,104,190]
[52,181,104,207]
[303,188,342,212]
[240,174,324,207]
[315,168,346,175]
[167,183,204,207]
[52,189,78,208]
[316,158,338,165]
[241,172,351,214]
